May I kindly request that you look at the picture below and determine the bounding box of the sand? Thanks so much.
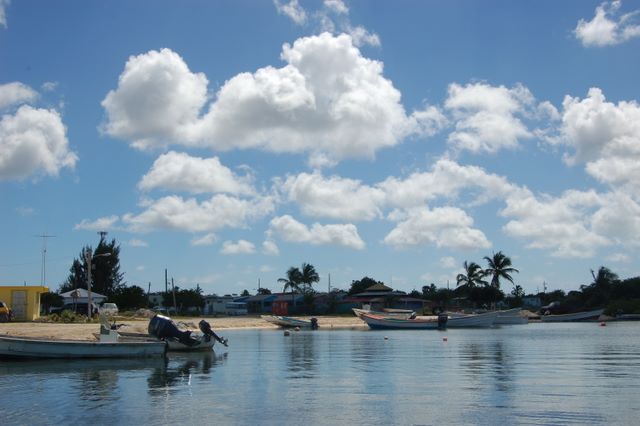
[0,315,367,341]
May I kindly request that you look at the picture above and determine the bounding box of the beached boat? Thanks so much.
[352,308,416,320]
[494,308,529,325]
[541,308,604,322]
[261,315,319,329]
[445,311,499,328]
[0,335,167,359]
[357,311,448,330]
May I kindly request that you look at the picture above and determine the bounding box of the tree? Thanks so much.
[456,261,489,307]
[40,292,63,313]
[456,261,488,291]
[581,266,619,308]
[484,251,519,289]
[241,289,250,297]
[58,235,125,298]
[299,262,319,294]
[278,267,302,312]
[257,287,272,295]
[348,277,384,295]
[111,285,147,311]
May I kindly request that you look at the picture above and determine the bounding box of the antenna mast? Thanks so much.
[37,233,56,286]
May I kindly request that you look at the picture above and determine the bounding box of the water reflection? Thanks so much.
[285,331,317,379]
[147,350,227,391]
[0,357,164,377]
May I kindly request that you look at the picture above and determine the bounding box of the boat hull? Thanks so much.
[352,308,415,320]
[445,311,499,328]
[495,308,529,325]
[358,312,443,330]
[0,335,167,359]
[261,315,316,328]
[541,308,604,322]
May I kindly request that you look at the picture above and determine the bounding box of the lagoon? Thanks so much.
[1,322,639,425]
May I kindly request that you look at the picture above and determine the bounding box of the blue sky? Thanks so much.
[1,0,639,296]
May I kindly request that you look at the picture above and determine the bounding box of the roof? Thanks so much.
[60,288,106,298]
[365,283,393,292]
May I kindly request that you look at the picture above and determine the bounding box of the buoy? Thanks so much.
[600,322,606,327]
[284,330,290,336]
[295,326,300,331]
[384,336,389,340]
[443,337,448,342]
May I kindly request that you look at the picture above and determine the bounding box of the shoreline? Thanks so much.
[0,315,367,341]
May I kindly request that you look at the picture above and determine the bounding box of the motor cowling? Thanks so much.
[148,314,200,346]
[437,313,448,329]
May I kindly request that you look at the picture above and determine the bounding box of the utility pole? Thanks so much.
[171,278,177,313]
[328,273,331,293]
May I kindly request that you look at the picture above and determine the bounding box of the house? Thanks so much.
[203,294,235,315]
[523,295,542,309]
[244,294,278,314]
[0,285,49,321]
[341,283,410,312]
[60,288,107,306]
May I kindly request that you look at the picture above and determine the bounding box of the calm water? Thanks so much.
[1,322,639,425]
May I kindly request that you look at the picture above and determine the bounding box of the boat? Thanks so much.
[352,308,416,320]
[540,308,604,322]
[0,334,167,359]
[494,308,529,325]
[357,311,448,330]
[261,315,319,329]
[445,311,499,328]
[118,315,227,351]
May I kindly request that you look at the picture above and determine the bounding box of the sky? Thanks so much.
[1,0,639,297]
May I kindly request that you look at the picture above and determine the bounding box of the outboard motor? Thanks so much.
[437,313,448,329]
[199,319,228,347]
[310,317,319,330]
[148,314,199,347]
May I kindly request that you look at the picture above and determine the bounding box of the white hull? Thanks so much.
[0,335,167,359]
[261,315,315,328]
[357,312,443,330]
[541,308,604,322]
[352,308,415,320]
[445,311,499,327]
[495,308,529,325]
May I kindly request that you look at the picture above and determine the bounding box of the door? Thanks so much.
[11,290,27,321]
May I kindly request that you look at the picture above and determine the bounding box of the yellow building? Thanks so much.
[0,286,49,321]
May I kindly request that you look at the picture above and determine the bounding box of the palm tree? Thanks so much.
[299,262,320,294]
[278,267,302,313]
[456,261,488,290]
[484,251,519,289]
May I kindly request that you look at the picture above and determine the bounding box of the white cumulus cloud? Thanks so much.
[559,88,640,197]
[501,188,611,258]
[445,82,537,154]
[575,1,640,47]
[0,105,77,181]
[121,194,274,233]
[101,48,208,150]
[280,172,385,221]
[221,239,256,255]
[274,0,307,25]
[269,214,365,249]
[101,34,431,166]
[191,233,217,246]
[139,151,254,195]
[384,206,491,250]
[0,82,38,109]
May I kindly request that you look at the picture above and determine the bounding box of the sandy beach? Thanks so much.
[0,315,366,341]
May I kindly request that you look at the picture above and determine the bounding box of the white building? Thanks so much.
[60,288,107,305]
